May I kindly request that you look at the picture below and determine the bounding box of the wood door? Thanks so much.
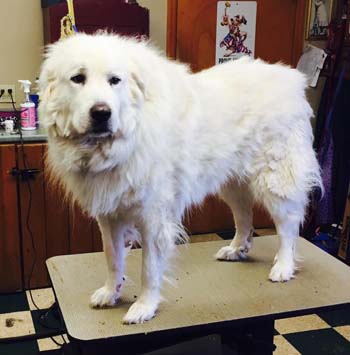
[168,0,307,233]
[0,144,22,292]
[168,0,307,67]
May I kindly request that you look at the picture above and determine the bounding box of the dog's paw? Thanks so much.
[123,300,157,324]
[90,286,120,307]
[215,245,249,261]
[269,260,295,282]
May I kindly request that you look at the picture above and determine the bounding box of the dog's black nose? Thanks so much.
[90,103,111,122]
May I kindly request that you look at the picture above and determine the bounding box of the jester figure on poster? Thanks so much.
[220,2,252,57]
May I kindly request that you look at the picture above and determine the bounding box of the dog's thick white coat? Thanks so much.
[39,33,322,324]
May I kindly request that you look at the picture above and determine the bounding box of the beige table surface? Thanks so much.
[47,236,350,341]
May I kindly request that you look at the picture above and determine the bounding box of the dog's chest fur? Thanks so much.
[48,141,148,218]
[68,167,144,217]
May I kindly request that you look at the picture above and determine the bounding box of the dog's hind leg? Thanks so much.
[215,182,254,261]
[90,215,129,307]
[263,194,304,282]
[123,219,178,324]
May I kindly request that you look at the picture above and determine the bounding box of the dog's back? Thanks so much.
[178,58,320,206]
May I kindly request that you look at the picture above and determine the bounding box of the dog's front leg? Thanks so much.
[90,215,127,307]
[123,221,173,324]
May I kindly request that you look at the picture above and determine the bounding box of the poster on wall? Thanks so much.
[216,1,257,65]
[306,0,333,40]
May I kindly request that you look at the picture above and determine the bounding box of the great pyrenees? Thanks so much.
[39,33,322,324]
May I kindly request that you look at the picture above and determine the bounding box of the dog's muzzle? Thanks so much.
[90,103,111,133]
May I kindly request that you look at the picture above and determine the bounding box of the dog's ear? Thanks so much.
[39,74,55,102]
[39,65,55,108]
[38,63,60,136]
[128,59,148,106]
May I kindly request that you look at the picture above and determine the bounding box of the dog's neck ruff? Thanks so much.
[50,136,119,175]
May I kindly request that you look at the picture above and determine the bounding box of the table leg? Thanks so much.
[221,319,276,355]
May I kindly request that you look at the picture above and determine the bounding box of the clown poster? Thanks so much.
[216,1,257,65]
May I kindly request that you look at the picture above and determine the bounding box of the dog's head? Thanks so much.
[39,33,146,162]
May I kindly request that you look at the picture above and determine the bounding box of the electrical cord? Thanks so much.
[50,335,65,347]
[9,91,38,307]
[8,92,68,348]
[0,89,5,98]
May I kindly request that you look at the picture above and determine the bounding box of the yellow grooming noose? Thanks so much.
[60,0,77,40]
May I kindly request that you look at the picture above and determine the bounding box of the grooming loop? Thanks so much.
[60,0,78,40]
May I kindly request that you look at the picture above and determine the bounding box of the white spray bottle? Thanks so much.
[18,80,36,130]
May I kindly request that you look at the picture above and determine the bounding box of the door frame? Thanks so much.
[167,0,178,58]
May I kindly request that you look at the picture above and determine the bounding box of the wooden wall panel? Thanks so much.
[43,143,95,257]
[183,195,233,234]
[92,220,103,252]
[17,143,48,288]
[183,195,273,234]
[69,205,94,254]
[42,145,70,259]
[1,142,101,292]
[0,145,22,292]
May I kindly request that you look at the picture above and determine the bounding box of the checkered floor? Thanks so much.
[1,232,350,354]
[0,288,67,354]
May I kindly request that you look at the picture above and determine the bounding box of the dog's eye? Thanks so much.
[71,74,86,84]
[109,76,121,86]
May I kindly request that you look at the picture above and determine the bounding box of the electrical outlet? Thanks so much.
[0,85,16,103]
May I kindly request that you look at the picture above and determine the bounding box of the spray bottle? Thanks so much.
[29,78,40,122]
[18,80,36,130]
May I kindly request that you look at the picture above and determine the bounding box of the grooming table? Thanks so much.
[47,236,350,355]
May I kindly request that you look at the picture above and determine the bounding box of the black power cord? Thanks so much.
[8,90,39,308]
[8,91,68,348]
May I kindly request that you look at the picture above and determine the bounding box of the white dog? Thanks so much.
[39,33,322,324]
